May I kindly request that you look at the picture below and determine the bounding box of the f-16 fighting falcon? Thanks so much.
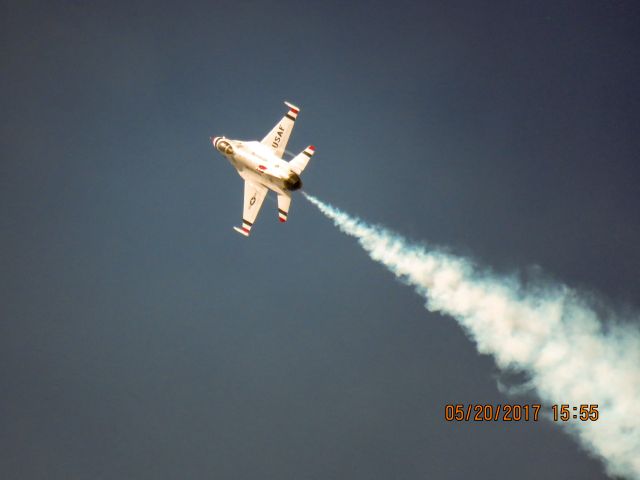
[210,101,315,237]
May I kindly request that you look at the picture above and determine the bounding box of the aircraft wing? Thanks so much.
[233,180,268,237]
[260,101,299,158]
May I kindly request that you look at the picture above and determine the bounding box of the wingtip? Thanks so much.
[233,226,250,237]
[284,101,300,113]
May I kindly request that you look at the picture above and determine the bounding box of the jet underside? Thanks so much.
[219,140,302,195]
[210,101,314,236]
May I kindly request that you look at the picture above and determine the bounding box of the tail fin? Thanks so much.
[289,145,315,175]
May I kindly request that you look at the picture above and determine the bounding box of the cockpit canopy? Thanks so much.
[214,137,234,155]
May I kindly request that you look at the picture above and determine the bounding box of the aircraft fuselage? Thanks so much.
[211,137,302,194]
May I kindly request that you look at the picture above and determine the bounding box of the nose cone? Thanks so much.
[210,136,219,148]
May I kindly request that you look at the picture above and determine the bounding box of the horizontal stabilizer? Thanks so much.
[289,145,315,175]
[277,193,292,223]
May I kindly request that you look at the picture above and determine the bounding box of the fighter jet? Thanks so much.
[210,101,315,237]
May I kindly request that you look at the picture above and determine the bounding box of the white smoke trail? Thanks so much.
[303,193,640,479]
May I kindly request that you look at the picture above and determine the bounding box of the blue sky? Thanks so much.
[2,1,639,478]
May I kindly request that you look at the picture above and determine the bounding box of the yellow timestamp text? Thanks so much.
[444,403,541,422]
[551,404,599,421]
